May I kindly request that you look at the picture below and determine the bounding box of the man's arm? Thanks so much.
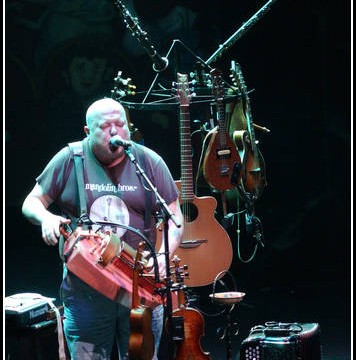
[22,183,71,246]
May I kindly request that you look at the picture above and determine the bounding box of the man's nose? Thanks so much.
[110,125,117,136]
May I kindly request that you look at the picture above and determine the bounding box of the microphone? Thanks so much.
[114,0,169,72]
[151,52,169,73]
[109,135,132,149]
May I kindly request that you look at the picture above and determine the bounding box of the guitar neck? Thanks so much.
[132,263,139,309]
[211,68,229,148]
[131,242,144,309]
[231,61,258,152]
[216,99,229,147]
[180,104,194,202]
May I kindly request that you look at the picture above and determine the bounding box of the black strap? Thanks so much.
[68,141,89,223]
[67,141,152,237]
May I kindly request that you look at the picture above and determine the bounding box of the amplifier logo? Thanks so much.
[29,305,49,319]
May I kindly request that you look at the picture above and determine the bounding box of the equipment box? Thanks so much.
[240,322,321,360]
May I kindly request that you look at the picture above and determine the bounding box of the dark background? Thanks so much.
[5,0,351,359]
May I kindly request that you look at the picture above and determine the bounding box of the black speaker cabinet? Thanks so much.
[240,322,321,360]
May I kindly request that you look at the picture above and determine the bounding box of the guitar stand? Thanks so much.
[209,271,246,360]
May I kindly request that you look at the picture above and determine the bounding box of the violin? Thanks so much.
[169,256,212,360]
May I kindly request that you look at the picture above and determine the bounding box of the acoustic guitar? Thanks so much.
[229,60,267,201]
[128,241,155,360]
[172,73,233,287]
[202,68,242,191]
[170,255,212,360]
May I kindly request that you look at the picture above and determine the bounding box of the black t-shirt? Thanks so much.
[36,137,179,249]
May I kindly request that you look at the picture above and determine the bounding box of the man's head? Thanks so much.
[65,56,108,98]
[84,98,131,166]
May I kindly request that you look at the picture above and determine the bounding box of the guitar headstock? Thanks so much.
[171,255,189,287]
[133,241,146,272]
[229,60,247,95]
[174,72,194,106]
[189,62,212,88]
[111,70,137,100]
[210,68,225,100]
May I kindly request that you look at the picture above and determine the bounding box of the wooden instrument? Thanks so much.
[62,227,162,308]
[229,60,267,201]
[170,73,233,287]
[202,68,242,191]
[170,255,212,360]
[129,241,155,360]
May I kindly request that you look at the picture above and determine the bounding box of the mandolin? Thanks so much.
[170,255,212,360]
[202,68,242,191]
[128,241,155,360]
[170,73,233,287]
[229,60,267,201]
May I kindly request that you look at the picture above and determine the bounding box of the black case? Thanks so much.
[240,322,321,360]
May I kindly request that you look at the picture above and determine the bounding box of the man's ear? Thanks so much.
[84,125,90,136]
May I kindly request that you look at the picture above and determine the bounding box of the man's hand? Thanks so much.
[41,214,71,246]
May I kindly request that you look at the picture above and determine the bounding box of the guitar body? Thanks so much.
[170,72,233,288]
[202,128,242,190]
[173,180,233,287]
[233,120,266,199]
[129,306,155,360]
[201,69,242,191]
[172,308,212,360]
[229,61,267,200]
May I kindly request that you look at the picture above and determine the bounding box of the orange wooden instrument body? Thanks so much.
[173,180,233,287]
[170,256,212,360]
[202,128,242,190]
[202,68,242,191]
[62,228,162,308]
[165,73,232,288]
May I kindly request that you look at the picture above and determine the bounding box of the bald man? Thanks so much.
[22,98,183,360]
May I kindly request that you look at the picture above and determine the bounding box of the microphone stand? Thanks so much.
[124,146,181,360]
[205,0,278,65]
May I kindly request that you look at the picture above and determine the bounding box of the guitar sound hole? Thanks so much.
[181,202,198,223]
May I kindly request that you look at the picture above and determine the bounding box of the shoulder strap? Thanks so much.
[67,142,152,237]
[68,141,90,224]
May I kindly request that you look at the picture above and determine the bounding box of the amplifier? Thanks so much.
[5,293,56,329]
[240,322,321,360]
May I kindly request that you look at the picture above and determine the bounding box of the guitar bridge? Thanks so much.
[179,240,207,248]
[217,148,232,157]
[171,315,185,341]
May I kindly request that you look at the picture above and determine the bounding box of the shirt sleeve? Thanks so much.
[35,146,73,202]
[148,152,180,208]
